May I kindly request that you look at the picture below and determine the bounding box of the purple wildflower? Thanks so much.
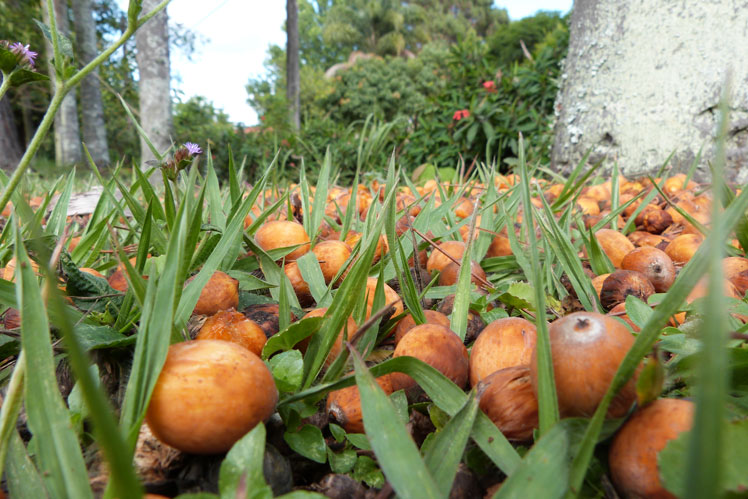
[9,42,37,68]
[183,142,202,156]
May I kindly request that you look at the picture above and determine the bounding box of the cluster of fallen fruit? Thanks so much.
[10,171,739,497]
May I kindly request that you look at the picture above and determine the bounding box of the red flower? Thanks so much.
[482,80,496,92]
[452,109,470,121]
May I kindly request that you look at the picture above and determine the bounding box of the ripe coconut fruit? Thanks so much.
[593,229,635,268]
[389,324,469,395]
[531,312,637,418]
[146,340,278,454]
[620,247,676,293]
[664,233,703,264]
[254,220,310,261]
[600,270,656,311]
[196,309,267,357]
[609,398,694,499]
[477,366,538,442]
[298,308,357,367]
[469,317,537,387]
[190,271,239,316]
[327,374,394,433]
[393,309,451,344]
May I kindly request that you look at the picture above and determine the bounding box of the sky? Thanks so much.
[120,0,573,126]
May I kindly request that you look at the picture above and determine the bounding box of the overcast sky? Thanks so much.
[120,0,573,126]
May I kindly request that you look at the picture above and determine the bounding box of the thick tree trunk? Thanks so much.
[0,95,23,171]
[135,0,172,162]
[72,0,110,166]
[42,0,82,166]
[286,0,300,130]
[552,0,748,182]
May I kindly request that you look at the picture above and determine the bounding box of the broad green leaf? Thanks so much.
[283,425,327,464]
[219,424,273,499]
[269,350,304,393]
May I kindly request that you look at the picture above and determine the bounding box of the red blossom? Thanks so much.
[482,80,497,92]
[452,109,470,121]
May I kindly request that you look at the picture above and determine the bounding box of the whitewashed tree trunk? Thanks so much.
[43,0,82,166]
[552,0,748,182]
[287,0,300,130]
[135,0,172,162]
[72,0,109,166]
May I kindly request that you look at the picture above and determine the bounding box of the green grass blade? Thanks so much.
[684,89,731,499]
[517,135,558,435]
[351,348,442,499]
[424,392,479,496]
[45,272,143,496]
[310,148,331,242]
[14,226,93,499]
[6,429,49,498]
[44,168,75,238]
[117,92,163,160]
[450,200,479,340]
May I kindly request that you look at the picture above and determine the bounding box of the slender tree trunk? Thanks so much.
[72,0,109,165]
[42,0,83,166]
[286,0,300,130]
[0,93,23,171]
[135,0,172,162]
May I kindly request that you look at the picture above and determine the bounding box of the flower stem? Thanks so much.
[0,351,27,480]
[0,72,11,102]
[0,0,171,215]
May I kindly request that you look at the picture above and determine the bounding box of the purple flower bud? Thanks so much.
[183,142,202,156]
[9,42,37,68]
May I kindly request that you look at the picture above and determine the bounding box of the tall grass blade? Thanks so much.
[14,224,93,499]
[351,348,442,499]
[45,168,75,238]
[517,134,558,435]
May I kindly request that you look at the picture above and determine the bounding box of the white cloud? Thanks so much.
[120,0,571,125]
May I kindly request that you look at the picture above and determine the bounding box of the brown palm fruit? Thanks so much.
[453,197,474,219]
[607,302,640,332]
[327,374,394,433]
[312,240,352,285]
[437,294,486,344]
[107,256,139,292]
[620,247,676,293]
[531,312,637,418]
[591,273,611,299]
[364,277,404,321]
[255,220,310,261]
[609,399,694,499]
[722,256,748,286]
[344,231,387,264]
[469,317,537,387]
[241,304,296,339]
[298,308,357,367]
[426,240,466,274]
[576,197,600,216]
[477,366,538,442]
[190,271,239,316]
[663,173,697,196]
[600,270,656,311]
[642,207,673,234]
[2,308,20,329]
[196,310,267,357]
[594,229,635,268]
[438,260,487,288]
[393,309,451,344]
[628,231,667,248]
[664,233,703,264]
[730,270,748,298]
[389,324,469,394]
[146,340,278,454]
[485,235,512,258]
[2,257,39,282]
[283,262,313,307]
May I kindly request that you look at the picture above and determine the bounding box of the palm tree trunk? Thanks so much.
[287,0,300,130]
